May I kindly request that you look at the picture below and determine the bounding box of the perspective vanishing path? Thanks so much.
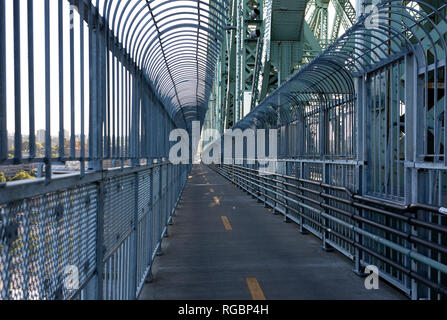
[139,164,405,300]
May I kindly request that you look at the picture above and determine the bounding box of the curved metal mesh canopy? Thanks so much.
[97,0,227,130]
[235,0,447,130]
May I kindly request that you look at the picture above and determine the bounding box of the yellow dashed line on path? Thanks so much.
[246,278,266,301]
[221,216,232,231]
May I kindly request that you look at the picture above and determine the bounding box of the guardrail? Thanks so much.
[0,162,190,300]
[210,162,447,298]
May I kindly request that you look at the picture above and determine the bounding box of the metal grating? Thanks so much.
[103,175,136,259]
[0,184,97,300]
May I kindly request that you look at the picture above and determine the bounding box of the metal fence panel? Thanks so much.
[1,163,188,300]
[0,183,97,300]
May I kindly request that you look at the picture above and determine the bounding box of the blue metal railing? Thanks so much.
[203,1,447,300]
[0,161,189,300]
[0,0,224,300]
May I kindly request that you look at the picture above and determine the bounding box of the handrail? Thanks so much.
[211,163,447,296]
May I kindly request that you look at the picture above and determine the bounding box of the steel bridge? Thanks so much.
[0,0,447,300]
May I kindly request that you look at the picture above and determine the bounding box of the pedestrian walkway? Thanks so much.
[139,164,405,300]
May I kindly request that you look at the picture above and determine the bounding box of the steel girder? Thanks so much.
[209,0,310,135]
[234,0,447,132]
[306,0,356,47]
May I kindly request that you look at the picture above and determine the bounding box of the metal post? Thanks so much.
[146,167,154,284]
[0,0,5,161]
[13,0,22,163]
[354,74,366,276]
[321,163,333,252]
[156,167,163,256]
[129,172,139,300]
[405,53,419,300]
[89,10,103,172]
[44,0,52,184]
[95,181,106,300]
[299,161,308,234]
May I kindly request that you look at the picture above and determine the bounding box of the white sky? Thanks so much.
[4,0,355,136]
[5,0,89,136]
[5,0,212,136]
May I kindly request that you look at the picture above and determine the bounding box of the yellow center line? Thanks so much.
[221,216,232,231]
[246,278,266,301]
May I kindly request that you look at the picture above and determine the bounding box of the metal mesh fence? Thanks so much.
[0,184,97,300]
[212,161,447,300]
[0,163,189,300]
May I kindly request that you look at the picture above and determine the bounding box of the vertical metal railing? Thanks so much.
[0,0,177,172]
[0,162,189,300]
[0,0,196,300]
[206,0,447,300]
[211,161,447,299]
[0,0,5,162]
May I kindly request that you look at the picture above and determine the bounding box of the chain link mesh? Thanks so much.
[0,184,97,300]
[0,164,189,300]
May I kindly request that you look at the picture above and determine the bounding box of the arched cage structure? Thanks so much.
[236,0,446,156]
[102,0,228,129]
[208,0,447,299]
[0,0,226,300]
[2,0,447,301]
[0,0,228,178]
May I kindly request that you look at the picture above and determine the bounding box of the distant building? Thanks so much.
[7,134,13,151]
[36,130,46,144]
[64,130,70,141]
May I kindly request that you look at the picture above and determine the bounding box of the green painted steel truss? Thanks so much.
[204,0,357,136]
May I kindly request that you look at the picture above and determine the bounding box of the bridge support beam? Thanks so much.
[88,20,107,172]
